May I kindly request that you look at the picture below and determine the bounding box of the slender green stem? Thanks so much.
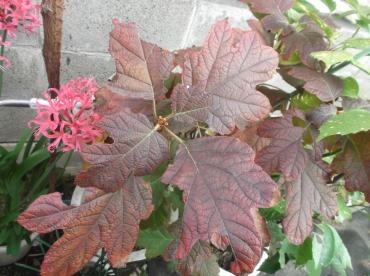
[0,30,8,97]
[328,47,370,74]
[352,60,370,74]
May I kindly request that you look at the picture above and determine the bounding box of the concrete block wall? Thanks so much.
[1,0,369,142]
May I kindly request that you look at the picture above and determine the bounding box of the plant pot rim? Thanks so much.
[0,232,38,266]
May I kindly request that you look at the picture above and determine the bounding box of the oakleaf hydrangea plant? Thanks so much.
[18,0,370,275]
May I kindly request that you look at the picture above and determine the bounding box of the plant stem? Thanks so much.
[0,30,8,97]
[328,47,370,74]
[164,126,199,171]
[164,126,185,144]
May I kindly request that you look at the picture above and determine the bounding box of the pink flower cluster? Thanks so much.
[1,0,41,68]
[30,78,104,153]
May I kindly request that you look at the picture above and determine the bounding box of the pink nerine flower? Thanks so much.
[0,0,41,38]
[1,0,41,67]
[30,78,104,152]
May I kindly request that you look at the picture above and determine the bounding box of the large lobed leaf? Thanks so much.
[288,66,343,102]
[171,20,279,134]
[176,241,220,276]
[161,136,279,272]
[332,132,370,202]
[256,110,309,180]
[94,86,153,116]
[75,111,169,192]
[231,124,271,153]
[281,30,328,68]
[243,0,294,35]
[18,176,153,276]
[283,159,337,244]
[108,21,173,101]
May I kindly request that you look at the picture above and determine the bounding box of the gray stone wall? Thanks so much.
[1,0,369,142]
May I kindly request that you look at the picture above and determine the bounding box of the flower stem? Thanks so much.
[0,30,8,97]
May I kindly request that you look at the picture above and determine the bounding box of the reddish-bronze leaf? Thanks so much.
[174,47,202,69]
[17,193,76,232]
[177,241,220,276]
[247,19,274,46]
[75,111,169,192]
[18,176,153,276]
[256,110,309,180]
[307,104,336,127]
[242,0,293,15]
[169,84,209,132]
[288,66,343,102]
[109,21,173,101]
[332,133,370,202]
[257,84,290,107]
[94,86,153,116]
[281,30,328,68]
[231,124,271,153]
[299,15,337,35]
[283,158,337,244]
[243,0,294,35]
[161,136,278,272]
[176,20,278,134]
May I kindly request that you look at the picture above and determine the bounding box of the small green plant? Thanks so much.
[0,129,67,255]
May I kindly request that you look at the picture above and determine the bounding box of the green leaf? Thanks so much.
[259,253,281,273]
[329,225,352,272]
[12,148,50,182]
[316,224,335,267]
[311,50,353,69]
[197,254,220,276]
[279,51,301,66]
[291,92,321,111]
[344,38,370,49]
[166,185,184,212]
[259,200,285,221]
[0,228,10,245]
[7,233,22,256]
[144,163,167,208]
[278,237,313,267]
[335,195,352,223]
[305,260,322,276]
[266,221,285,243]
[296,237,313,265]
[313,223,352,274]
[320,0,336,11]
[137,227,174,258]
[140,203,170,229]
[318,109,370,140]
[342,77,359,98]
[351,59,370,75]
[279,239,296,267]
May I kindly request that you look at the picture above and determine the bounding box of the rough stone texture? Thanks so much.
[62,0,197,52]
[0,107,36,142]
[60,51,114,84]
[2,47,48,99]
[183,0,252,47]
